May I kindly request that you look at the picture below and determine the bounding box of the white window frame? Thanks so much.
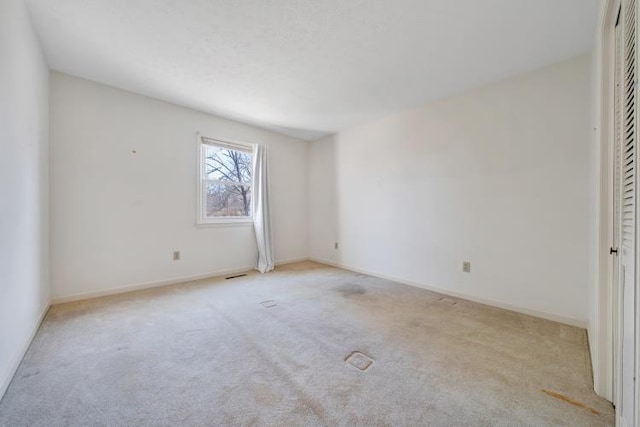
[196,133,256,226]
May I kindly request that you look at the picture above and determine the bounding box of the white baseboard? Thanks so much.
[275,256,310,266]
[309,257,587,329]
[0,301,50,401]
[51,256,312,305]
[51,265,255,305]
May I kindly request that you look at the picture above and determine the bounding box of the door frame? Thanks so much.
[594,0,620,404]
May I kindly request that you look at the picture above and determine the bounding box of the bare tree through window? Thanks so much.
[203,144,253,218]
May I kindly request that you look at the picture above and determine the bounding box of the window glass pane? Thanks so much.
[204,145,252,184]
[205,182,252,218]
[199,139,253,222]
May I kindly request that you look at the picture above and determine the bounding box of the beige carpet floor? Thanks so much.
[0,261,614,426]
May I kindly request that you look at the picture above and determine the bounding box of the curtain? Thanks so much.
[252,144,274,273]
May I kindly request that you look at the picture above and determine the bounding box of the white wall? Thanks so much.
[310,55,592,327]
[50,72,308,301]
[0,0,50,399]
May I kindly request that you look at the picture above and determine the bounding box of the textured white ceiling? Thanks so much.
[26,0,599,140]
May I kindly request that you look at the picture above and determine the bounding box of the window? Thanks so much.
[198,135,254,224]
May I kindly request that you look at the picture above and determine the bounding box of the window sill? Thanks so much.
[196,219,254,228]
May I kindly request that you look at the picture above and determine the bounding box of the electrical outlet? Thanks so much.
[334,242,339,250]
[173,251,180,261]
[462,261,471,273]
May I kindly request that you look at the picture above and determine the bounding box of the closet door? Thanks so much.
[617,0,638,425]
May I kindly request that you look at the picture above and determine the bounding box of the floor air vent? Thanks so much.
[345,351,374,371]
[438,296,457,305]
[260,300,277,308]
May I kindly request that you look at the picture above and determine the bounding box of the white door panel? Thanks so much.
[616,1,638,426]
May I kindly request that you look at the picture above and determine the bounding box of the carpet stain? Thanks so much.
[252,384,283,405]
[409,320,421,328]
[540,389,600,415]
[294,395,327,423]
[335,283,366,297]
